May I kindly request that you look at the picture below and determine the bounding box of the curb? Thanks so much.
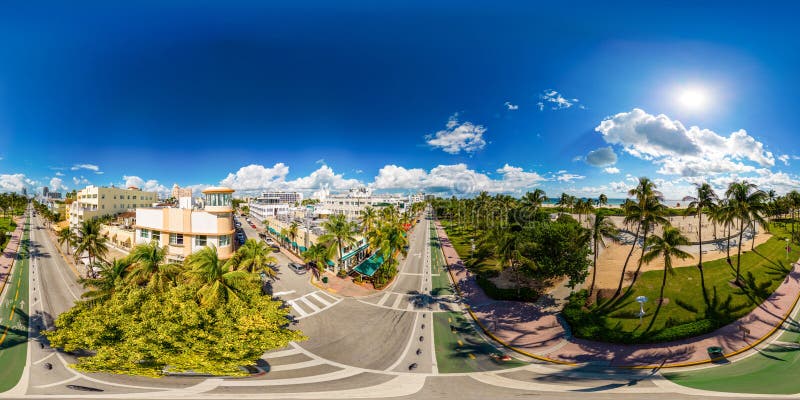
[433,218,800,370]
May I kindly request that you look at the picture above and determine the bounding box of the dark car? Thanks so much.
[288,262,307,275]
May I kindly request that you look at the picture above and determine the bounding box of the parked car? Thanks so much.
[288,262,307,275]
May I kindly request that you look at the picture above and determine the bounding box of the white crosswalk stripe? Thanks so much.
[377,292,391,306]
[391,294,404,309]
[286,291,342,320]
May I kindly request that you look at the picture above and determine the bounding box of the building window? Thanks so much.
[140,229,150,239]
[195,235,207,246]
[219,234,230,247]
[169,233,184,245]
[133,195,137,200]
[152,231,161,242]
[101,194,105,199]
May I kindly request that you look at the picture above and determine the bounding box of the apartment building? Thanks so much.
[171,184,193,199]
[68,185,158,228]
[135,187,236,262]
[317,187,417,220]
[247,191,302,222]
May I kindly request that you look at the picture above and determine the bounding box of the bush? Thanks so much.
[476,274,539,302]
[336,269,347,278]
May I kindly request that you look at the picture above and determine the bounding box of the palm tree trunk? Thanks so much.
[612,222,641,299]
[589,234,598,300]
[736,218,745,285]
[698,213,708,305]
[751,220,756,251]
[645,261,670,332]
[627,225,649,289]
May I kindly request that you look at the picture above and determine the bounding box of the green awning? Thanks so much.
[353,253,383,277]
[326,260,335,266]
[299,246,307,252]
[291,241,298,248]
[268,227,276,234]
[341,243,368,261]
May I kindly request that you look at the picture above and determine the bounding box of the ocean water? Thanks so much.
[543,198,686,207]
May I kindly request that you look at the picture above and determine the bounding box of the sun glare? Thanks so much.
[677,87,709,110]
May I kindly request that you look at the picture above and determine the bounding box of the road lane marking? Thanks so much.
[298,296,321,313]
[263,348,302,359]
[273,290,296,296]
[267,359,325,372]
[33,352,56,365]
[287,300,308,317]
[308,291,332,306]
[377,292,391,306]
[385,311,421,372]
[391,294,404,309]
[33,375,80,388]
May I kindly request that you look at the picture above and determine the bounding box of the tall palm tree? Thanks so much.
[232,238,278,280]
[725,181,768,284]
[359,206,378,236]
[74,218,109,276]
[588,213,618,299]
[57,227,77,255]
[641,226,691,331]
[319,214,358,271]
[686,183,718,304]
[303,243,330,274]
[520,189,547,214]
[371,219,409,282]
[598,193,609,207]
[185,245,253,306]
[80,258,132,305]
[288,221,299,248]
[126,241,180,291]
[279,227,290,247]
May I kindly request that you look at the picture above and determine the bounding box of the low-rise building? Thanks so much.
[247,191,302,222]
[69,185,158,228]
[317,187,417,220]
[171,184,193,199]
[135,187,236,263]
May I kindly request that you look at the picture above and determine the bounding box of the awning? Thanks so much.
[353,253,383,277]
[299,246,307,252]
[326,260,335,266]
[341,243,369,262]
[291,241,298,248]
[268,227,276,234]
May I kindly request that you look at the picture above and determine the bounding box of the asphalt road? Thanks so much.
[0,207,752,399]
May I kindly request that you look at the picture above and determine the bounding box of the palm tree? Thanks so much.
[57,227,77,255]
[232,239,278,280]
[488,223,529,295]
[520,189,547,214]
[359,206,378,236]
[725,181,768,284]
[185,245,253,306]
[613,177,666,299]
[319,214,358,271]
[588,213,618,299]
[288,221,299,249]
[303,243,330,274]
[80,258,132,305]
[641,226,691,331]
[371,219,409,283]
[74,218,109,276]
[686,183,718,304]
[279,227,290,248]
[126,241,181,291]
[598,193,609,207]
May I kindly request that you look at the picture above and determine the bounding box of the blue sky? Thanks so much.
[1,1,799,199]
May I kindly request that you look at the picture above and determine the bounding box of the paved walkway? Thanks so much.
[434,219,800,367]
[0,215,25,296]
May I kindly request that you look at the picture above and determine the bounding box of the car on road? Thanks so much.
[288,262,307,274]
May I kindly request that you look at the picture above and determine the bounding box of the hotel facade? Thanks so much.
[135,187,236,262]
[68,185,158,228]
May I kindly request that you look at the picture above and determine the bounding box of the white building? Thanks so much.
[248,191,302,222]
[69,185,158,228]
[316,187,422,220]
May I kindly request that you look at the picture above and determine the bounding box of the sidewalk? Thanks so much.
[434,219,800,368]
[0,215,25,297]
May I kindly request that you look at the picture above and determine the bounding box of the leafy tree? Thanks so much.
[80,258,132,305]
[521,215,591,288]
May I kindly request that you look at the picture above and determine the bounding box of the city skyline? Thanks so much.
[2,2,799,199]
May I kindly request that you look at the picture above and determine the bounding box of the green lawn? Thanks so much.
[565,223,799,343]
[433,311,525,373]
[430,224,454,296]
[439,220,500,275]
[0,217,29,392]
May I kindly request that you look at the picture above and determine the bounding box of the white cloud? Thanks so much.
[55,172,64,177]
[504,101,519,110]
[556,173,585,183]
[49,177,68,192]
[426,114,487,154]
[72,176,90,186]
[537,89,582,111]
[604,167,621,174]
[371,163,547,195]
[220,163,290,191]
[0,173,34,193]
[779,154,791,166]
[71,163,100,172]
[596,108,775,177]
[585,146,618,167]
[123,175,169,197]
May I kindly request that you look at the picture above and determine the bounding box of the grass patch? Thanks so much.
[0,217,29,392]
[439,220,500,275]
[433,311,525,373]
[563,223,798,344]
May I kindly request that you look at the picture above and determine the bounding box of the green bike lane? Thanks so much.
[427,215,526,373]
[0,216,29,392]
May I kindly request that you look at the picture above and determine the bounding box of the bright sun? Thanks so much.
[677,87,709,110]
